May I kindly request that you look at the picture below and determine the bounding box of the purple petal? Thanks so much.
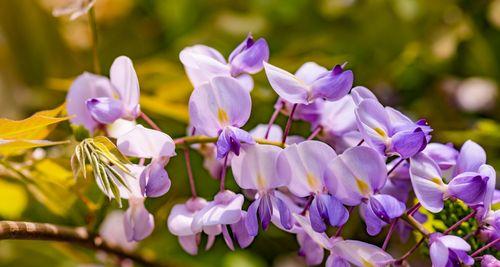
[179,45,229,88]
[258,194,273,230]
[309,196,327,233]
[454,140,487,175]
[448,172,488,205]
[479,164,496,213]
[189,76,252,136]
[140,160,171,198]
[167,198,207,236]
[85,97,123,124]
[117,125,176,159]
[264,62,309,104]
[391,127,427,159]
[430,238,450,267]
[221,225,235,251]
[355,99,391,155]
[325,254,350,267]
[216,126,255,159]
[360,202,386,236]
[124,197,154,242]
[369,194,405,223]
[66,72,115,133]
[245,198,260,236]
[481,255,500,267]
[294,62,328,84]
[109,56,140,119]
[272,194,293,230]
[229,37,269,76]
[191,190,244,232]
[423,142,458,170]
[331,240,394,266]
[230,211,254,248]
[310,66,353,101]
[249,123,283,142]
[324,146,387,205]
[297,230,325,265]
[350,86,378,105]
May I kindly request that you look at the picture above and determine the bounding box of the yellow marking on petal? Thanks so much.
[355,178,371,196]
[361,259,375,267]
[306,173,319,190]
[218,108,229,124]
[257,174,267,190]
[374,127,387,138]
[431,177,443,185]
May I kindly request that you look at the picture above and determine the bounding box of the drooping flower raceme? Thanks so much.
[67,56,141,134]
[324,146,405,235]
[188,76,255,159]
[277,140,349,232]
[180,34,269,91]
[231,144,293,235]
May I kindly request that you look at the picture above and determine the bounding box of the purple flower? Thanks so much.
[355,99,432,159]
[249,124,283,142]
[180,34,269,91]
[189,76,254,159]
[117,125,176,198]
[481,255,500,267]
[277,141,348,232]
[324,146,405,235]
[453,140,487,176]
[167,197,207,255]
[264,61,353,104]
[429,233,474,267]
[423,142,459,173]
[66,56,141,133]
[190,190,244,250]
[124,197,154,242]
[99,210,137,252]
[231,144,293,235]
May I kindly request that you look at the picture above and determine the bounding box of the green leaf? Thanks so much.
[0,179,28,218]
[140,95,189,123]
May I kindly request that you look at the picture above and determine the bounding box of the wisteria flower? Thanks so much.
[180,34,269,91]
[231,144,293,235]
[66,56,141,133]
[189,76,254,159]
[264,61,353,105]
[324,146,405,235]
[117,125,176,197]
[124,196,155,242]
[99,210,137,252]
[167,197,208,255]
[429,233,474,267]
[277,140,348,232]
[355,98,432,159]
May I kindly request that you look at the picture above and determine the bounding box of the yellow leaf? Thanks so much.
[140,95,189,123]
[0,179,28,218]
[0,140,68,156]
[0,104,69,140]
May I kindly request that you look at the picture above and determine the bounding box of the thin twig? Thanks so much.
[387,158,404,176]
[282,104,298,144]
[0,221,170,267]
[382,218,398,250]
[443,210,476,235]
[406,202,421,216]
[219,155,229,192]
[173,136,284,148]
[265,101,283,139]
[306,125,323,141]
[394,237,426,264]
[471,237,500,257]
[183,147,197,198]
[87,8,100,74]
[140,112,162,132]
[402,213,430,236]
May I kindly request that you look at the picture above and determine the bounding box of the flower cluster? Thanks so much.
[66,35,499,266]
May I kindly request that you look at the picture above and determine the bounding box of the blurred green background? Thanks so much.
[0,0,499,266]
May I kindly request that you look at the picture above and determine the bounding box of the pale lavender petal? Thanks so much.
[294,62,328,84]
[189,76,251,136]
[448,172,488,205]
[360,202,386,236]
[221,225,235,251]
[355,99,391,155]
[109,56,140,119]
[191,190,244,232]
[479,164,496,213]
[235,73,254,92]
[325,254,350,267]
[66,72,115,133]
[272,194,292,230]
[454,140,487,175]
[351,86,378,105]
[117,125,176,159]
[430,239,450,267]
[297,230,325,265]
[178,235,199,255]
[277,140,336,197]
[319,96,357,136]
[167,198,207,236]
[124,197,154,242]
[229,37,269,76]
[310,65,353,101]
[264,62,309,104]
[324,146,387,205]
[86,97,123,124]
[481,255,500,267]
[249,124,283,142]
[99,210,137,252]
[258,194,273,230]
[231,144,288,190]
[106,119,136,139]
[423,142,458,170]
[179,45,229,88]
[409,153,446,213]
[216,126,255,159]
[140,159,171,198]
[331,240,394,267]
[309,196,327,233]
[438,235,471,251]
[390,128,427,159]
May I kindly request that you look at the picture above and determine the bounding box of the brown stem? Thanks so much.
[402,213,430,236]
[183,147,197,198]
[265,101,283,139]
[395,237,426,264]
[282,104,298,144]
[382,218,398,250]
[140,112,161,132]
[443,210,476,235]
[471,237,500,257]
[87,8,100,74]
[306,125,323,141]
[0,221,170,267]
[173,136,284,148]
